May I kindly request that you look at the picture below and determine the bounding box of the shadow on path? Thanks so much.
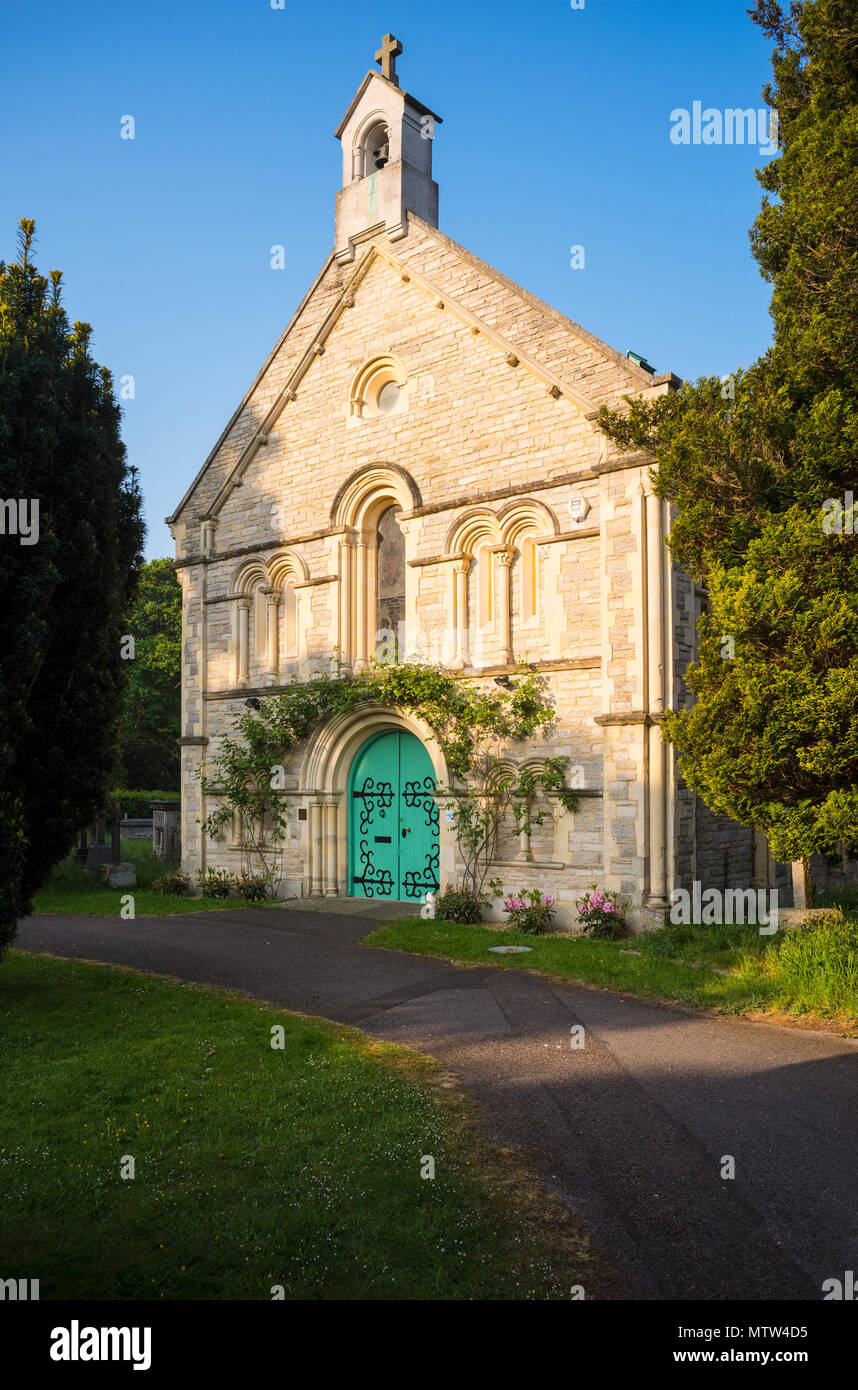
[16,908,858,1301]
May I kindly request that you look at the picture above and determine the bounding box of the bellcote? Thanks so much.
[334,35,442,264]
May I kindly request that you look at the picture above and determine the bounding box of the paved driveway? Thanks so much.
[16,908,858,1300]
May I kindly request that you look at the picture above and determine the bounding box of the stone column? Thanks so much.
[753,829,776,889]
[236,597,251,686]
[354,537,368,668]
[496,548,513,666]
[452,558,470,669]
[516,796,533,863]
[646,492,668,907]
[309,799,324,896]
[791,859,809,910]
[265,590,280,678]
[323,798,339,896]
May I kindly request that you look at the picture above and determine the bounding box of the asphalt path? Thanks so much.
[16,908,858,1300]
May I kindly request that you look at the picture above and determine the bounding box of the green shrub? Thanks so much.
[110,789,179,819]
[196,868,235,899]
[235,873,273,903]
[436,886,487,924]
[153,870,190,897]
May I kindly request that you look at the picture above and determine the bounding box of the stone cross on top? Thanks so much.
[375,33,403,85]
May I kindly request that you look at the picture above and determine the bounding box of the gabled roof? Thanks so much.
[168,220,671,526]
[334,69,443,138]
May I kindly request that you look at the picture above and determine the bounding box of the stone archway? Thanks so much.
[299,703,451,898]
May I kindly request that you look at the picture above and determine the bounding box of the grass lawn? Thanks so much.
[0,951,614,1300]
[32,839,282,917]
[365,917,858,1035]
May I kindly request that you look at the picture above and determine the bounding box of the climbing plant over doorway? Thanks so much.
[198,663,578,888]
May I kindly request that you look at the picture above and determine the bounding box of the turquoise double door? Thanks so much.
[348,730,440,901]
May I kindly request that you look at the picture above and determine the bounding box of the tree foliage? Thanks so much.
[597,0,858,860]
[0,219,144,956]
[670,508,858,860]
[117,557,181,790]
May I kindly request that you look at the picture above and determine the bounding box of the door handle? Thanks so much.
[402,827,411,838]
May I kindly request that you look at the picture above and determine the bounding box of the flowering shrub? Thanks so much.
[576,884,629,939]
[503,888,555,935]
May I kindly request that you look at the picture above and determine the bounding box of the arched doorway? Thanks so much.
[348,730,439,900]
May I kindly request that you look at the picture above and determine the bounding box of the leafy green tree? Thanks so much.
[0,220,144,957]
[116,558,181,791]
[668,507,858,863]
[598,0,858,870]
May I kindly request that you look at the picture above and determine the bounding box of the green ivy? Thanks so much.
[198,663,577,890]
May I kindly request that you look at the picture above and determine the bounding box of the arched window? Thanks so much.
[282,583,297,660]
[477,546,494,628]
[268,552,309,671]
[375,505,406,660]
[254,587,267,662]
[329,465,420,670]
[348,355,408,422]
[520,537,539,625]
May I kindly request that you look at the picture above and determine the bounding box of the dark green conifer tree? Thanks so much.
[0,220,144,956]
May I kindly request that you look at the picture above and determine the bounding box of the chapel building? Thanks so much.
[169,36,784,929]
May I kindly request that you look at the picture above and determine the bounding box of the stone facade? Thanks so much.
[168,49,787,929]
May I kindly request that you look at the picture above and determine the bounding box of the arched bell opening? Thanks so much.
[363,121,390,173]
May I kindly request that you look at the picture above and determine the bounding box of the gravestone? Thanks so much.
[100,797,136,887]
[84,811,112,873]
[152,800,181,860]
[100,862,136,888]
[121,817,153,841]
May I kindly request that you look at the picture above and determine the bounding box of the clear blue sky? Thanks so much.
[2,0,777,559]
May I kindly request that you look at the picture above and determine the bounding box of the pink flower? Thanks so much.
[576,901,586,913]
[603,902,615,914]
[591,890,605,907]
[543,894,554,907]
